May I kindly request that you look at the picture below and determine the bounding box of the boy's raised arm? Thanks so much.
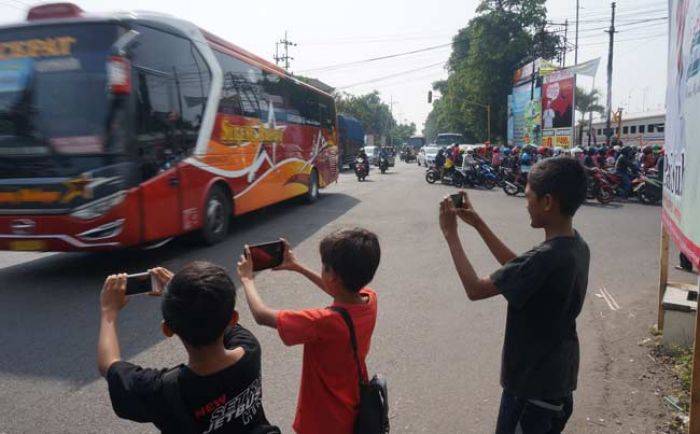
[237,249,279,328]
[457,191,516,265]
[97,274,127,377]
[274,239,330,296]
[440,198,501,301]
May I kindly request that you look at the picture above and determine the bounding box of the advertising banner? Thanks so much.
[665,0,700,267]
[542,69,574,148]
[511,83,541,147]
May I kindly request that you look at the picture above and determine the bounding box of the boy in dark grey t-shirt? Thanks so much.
[439,157,590,434]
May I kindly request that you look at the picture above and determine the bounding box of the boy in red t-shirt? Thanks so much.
[236,228,381,434]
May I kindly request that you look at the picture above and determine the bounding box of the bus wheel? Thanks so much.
[199,186,231,245]
[305,169,319,204]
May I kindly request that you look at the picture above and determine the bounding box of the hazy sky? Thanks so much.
[0,0,668,132]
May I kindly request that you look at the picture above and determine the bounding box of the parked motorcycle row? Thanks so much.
[421,144,664,206]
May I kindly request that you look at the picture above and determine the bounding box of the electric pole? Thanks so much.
[604,1,617,146]
[574,0,580,66]
[563,19,569,67]
[274,31,296,71]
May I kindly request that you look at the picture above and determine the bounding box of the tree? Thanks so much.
[335,91,395,140]
[424,0,562,144]
[574,87,605,145]
[390,122,416,145]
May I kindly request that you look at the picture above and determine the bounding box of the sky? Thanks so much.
[0,0,669,133]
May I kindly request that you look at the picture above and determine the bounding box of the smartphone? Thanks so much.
[125,272,154,296]
[248,241,285,271]
[450,193,464,208]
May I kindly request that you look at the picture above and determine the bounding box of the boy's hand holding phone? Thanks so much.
[100,274,128,318]
[237,246,255,283]
[273,239,301,272]
[453,191,482,228]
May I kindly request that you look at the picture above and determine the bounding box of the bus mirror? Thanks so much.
[428,91,433,104]
[108,56,132,95]
[111,30,140,56]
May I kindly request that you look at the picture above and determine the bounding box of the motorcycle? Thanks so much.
[632,174,662,205]
[425,165,466,186]
[379,156,389,174]
[502,170,527,196]
[355,158,369,181]
[586,168,615,205]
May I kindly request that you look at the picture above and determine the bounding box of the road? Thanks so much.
[0,161,680,433]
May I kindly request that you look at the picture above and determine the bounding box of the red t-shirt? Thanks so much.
[276,288,377,434]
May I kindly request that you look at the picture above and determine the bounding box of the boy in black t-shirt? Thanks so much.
[439,157,590,434]
[97,262,279,434]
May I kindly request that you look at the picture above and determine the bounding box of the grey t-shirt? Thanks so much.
[491,232,590,400]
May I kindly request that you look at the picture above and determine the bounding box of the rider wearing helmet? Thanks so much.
[615,146,639,197]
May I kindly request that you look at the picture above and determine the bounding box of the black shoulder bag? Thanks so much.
[329,306,390,434]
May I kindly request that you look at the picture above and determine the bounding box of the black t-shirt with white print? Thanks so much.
[107,325,279,434]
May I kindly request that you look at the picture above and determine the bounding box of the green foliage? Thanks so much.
[424,0,562,144]
[575,87,605,116]
[390,122,416,145]
[335,91,395,137]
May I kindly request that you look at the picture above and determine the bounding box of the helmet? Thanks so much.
[613,145,621,152]
[503,148,512,155]
[538,146,547,154]
[493,147,500,153]
[653,144,662,153]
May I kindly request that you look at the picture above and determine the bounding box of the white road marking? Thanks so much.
[597,287,620,311]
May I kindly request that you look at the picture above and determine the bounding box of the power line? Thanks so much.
[298,40,461,74]
[338,61,446,89]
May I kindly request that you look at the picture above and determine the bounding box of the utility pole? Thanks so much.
[274,31,296,71]
[563,19,569,67]
[604,1,617,146]
[574,0,580,66]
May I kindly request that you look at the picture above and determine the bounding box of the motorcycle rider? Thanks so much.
[435,148,447,177]
[615,146,639,197]
[355,149,369,176]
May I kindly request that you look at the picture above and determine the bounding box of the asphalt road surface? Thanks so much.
[0,161,681,433]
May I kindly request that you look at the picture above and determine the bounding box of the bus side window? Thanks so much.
[215,51,262,120]
[131,25,211,178]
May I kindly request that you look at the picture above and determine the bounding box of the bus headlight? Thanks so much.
[71,192,126,220]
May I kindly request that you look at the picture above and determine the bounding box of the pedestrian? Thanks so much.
[438,157,590,434]
[97,263,280,434]
[236,229,380,434]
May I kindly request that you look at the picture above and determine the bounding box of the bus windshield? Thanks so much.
[0,23,120,177]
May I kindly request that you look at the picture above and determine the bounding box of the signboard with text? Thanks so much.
[541,69,574,149]
[665,0,700,267]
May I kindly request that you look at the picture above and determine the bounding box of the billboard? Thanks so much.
[542,69,574,148]
[665,0,700,267]
[511,83,541,147]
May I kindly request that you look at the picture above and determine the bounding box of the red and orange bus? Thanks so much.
[0,3,338,251]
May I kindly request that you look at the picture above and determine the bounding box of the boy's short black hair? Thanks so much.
[319,228,380,293]
[162,262,235,347]
[527,157,587,217]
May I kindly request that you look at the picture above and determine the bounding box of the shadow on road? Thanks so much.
[0,192,359,385]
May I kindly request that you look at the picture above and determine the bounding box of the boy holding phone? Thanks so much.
[236,228,381,434]
[439,157,590,433]
[97,263,280,434]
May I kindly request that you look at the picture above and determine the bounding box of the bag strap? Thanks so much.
[329,306,368,384]
[161,366,200,433]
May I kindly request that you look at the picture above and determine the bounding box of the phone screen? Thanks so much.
[248,241,284,271]
[450,193,464,208]
[126,272,153,296]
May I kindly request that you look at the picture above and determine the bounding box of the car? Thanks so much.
[422,146,444,167]
[364,146,379,166]
[417,147,427,166]
[363,146,395,167]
